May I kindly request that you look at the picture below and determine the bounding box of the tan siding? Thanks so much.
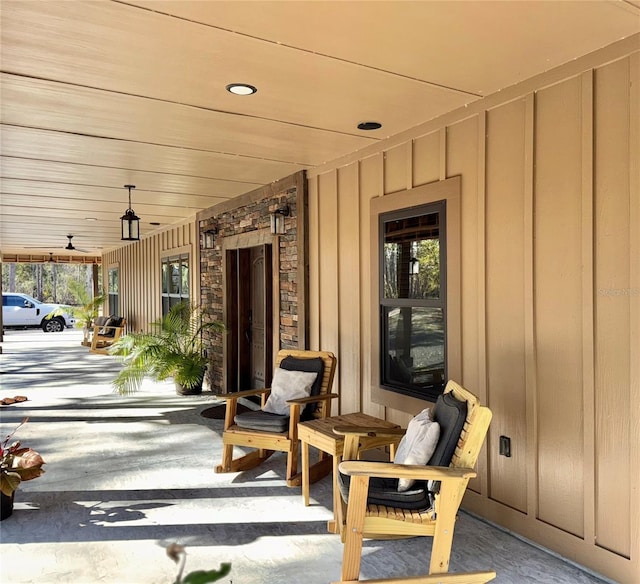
[338,163,362,414]
[446,117,480,393]
[317,171,340,395]
[102,220,198,333]
[359,154,385,419]
[306,43,639,584]
[485,98,528,513]
[383,143,410,194]
[534,76,584,537]
[594,57,633,558]
[413,132,440,187]
[308,176,320,349]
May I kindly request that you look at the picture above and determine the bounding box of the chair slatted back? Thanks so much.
[445,381,492,471]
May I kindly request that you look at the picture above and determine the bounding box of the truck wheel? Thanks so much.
[42,317,65,332]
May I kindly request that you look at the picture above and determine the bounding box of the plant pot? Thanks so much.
[1,491,15,521]
[175,369,206,395]
[175,381,203,395]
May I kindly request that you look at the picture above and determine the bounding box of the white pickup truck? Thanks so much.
[2,292,76,332]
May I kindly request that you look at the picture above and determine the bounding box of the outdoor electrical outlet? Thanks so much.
[499,435,511,457]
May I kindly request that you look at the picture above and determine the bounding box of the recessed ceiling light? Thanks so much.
[357,121,382,131]
[85,217,97,221]
[226,83,257,96]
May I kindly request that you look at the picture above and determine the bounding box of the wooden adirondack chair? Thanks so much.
[215,349,337,486]
[332,380,495,584]
[90,316,126,354]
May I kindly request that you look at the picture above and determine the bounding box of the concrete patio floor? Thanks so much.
[0,328,613,584]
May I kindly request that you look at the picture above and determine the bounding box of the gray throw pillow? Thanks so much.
[262,368,318,416]
[394,408,440,492]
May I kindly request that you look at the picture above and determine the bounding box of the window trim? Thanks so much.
[370,176,462,412]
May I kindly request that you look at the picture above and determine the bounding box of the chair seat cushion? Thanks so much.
[234,410,289,433]
[338,473,430,511]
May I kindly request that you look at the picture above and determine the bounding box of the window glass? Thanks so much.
[380,201,446,400]
[162,262,168,294]
[108,267,119,316]
[181,259,189,295]
[383,306,445,392]
[383,213,440,300]
[169,260,180,294]
[161,254,189,316]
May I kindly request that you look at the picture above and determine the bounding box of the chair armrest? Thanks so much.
[214,388,270,400]
[286,392,339,405]
[338,460,477,482]
[333,426,406,439]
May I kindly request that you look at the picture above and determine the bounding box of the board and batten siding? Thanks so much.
[306,37,639,583]
[101,220,199,332]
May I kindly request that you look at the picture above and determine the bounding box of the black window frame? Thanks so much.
[379,200,447,402]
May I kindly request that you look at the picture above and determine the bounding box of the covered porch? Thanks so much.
[0,329,611,583]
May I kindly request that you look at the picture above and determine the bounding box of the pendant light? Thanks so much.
[121,184,140,241]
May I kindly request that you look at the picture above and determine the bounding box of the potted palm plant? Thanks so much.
[1,418,46,520]
[110,303,223,395]
[74,291,108,347]
[49,280,106,346]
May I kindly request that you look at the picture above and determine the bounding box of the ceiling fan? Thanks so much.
[63,235,90,253]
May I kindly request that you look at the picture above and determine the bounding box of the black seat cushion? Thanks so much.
[278,356,325,421]
[337,473,430,511]
[338,390,468,511]
[100,315,123,337]
[234,410,289,433]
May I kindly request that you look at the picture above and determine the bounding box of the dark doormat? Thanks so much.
[200,402,253,420]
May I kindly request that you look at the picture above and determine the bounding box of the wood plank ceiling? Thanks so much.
[1,0,639,258]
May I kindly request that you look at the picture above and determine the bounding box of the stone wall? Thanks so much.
[198,172,306,391]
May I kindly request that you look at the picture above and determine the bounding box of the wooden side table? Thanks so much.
[298,412,402,533]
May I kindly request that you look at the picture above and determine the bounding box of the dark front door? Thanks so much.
[226,244,273,391]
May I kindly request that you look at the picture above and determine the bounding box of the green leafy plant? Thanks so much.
[1,418,46,497]
[48,279,106,343]
[110,303,223,395]
[166,543,231,584]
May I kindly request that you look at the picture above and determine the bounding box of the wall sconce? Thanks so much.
[409,257,420,275]
[270,205,290,235]
[121,184,140,241]
[201,224,218,249]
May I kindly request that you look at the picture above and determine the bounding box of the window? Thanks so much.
[162,254,189,315]
[107,267,119,316]
[380,201,446,401]
[4,295,25,307]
